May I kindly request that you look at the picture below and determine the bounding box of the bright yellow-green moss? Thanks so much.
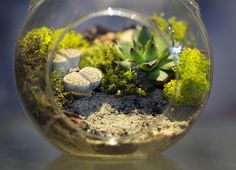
[151,14,168,31]
[80,44,120,68]
[163,48,210,107]
[20,27,53,60]
[20,27,89,59]
[19,27,89,108]
[178,48,209,78]
[168,17,188,42]
[53,29,89,49]
[151,14,189,42]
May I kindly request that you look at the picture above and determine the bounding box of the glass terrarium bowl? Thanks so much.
[15,0,212,157]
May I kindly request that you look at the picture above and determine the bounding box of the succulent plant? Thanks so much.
[117,26,179,85]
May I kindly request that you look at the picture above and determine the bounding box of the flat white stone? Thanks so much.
[63,72,91,93]
[52,49,81,73]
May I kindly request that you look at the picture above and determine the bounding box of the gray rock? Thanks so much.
[52,49,81,73]
[63,67,102,93]
[63,72,90,92]
[79,67,102,90]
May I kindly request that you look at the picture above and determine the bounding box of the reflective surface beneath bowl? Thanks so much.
[0,116,235,170]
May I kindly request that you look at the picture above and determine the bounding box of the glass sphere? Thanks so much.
[15,0,212,157]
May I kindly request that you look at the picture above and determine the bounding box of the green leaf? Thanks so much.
[130,48,146,64]
[160,60,176,70]
[159,56,176,70]
[148,69,160,81]
[117,41,133,60]
[148,69,169,84]
[156,70,169,84]
[115,59,132,70]
[144,44,158,62]
[145,37,154,49]
[158,48,169,60]
[154,27,172,56]
[140,59,159,71]
[137,27,152,46]
[162,26,173,43]
[133,40,142,50]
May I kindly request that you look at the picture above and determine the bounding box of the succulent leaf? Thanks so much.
[117,25,179,86]
[160,60,176,70]
[115,59,132,70]
[148,68,169,84]
[156,70,169,84]
[154,27,172,56]
[139,59,159,72]
[117,41,132,60]
[148,69,160,81]
[133,40,142,50]
[158,48,169,60]
[145,37,154,49]
[144,44,158,62]
[137,27,152,46]
[130,48,146,64]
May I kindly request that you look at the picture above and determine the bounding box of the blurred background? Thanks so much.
[0,0,236,170]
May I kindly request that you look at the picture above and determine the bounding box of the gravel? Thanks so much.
[68,89,189,137]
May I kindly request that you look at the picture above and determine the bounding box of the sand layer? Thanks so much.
[68,89,192,137]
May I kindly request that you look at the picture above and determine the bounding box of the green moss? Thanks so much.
[101,66,146,96]
[80,44,147,96]
[178,48,209,77]
[80,44,120,68]
[50,68,66,108]
[19,27,89,108]
[168,17,188,42]
[52,29,89,49]
[19,27,89,74]
[151,14,168,31]
[20,27,89,58]
[163,48,210,107]
[20,27,53,61]
[151,14,189,42]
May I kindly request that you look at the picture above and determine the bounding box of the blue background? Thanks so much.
[0,0,236,169]
[1,0,235,126]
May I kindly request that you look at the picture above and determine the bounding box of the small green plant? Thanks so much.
[163,48,210,107]
[117,27,177,85]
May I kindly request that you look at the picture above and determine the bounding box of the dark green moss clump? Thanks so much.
[50,68,79,109]
[101,66,146,96]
